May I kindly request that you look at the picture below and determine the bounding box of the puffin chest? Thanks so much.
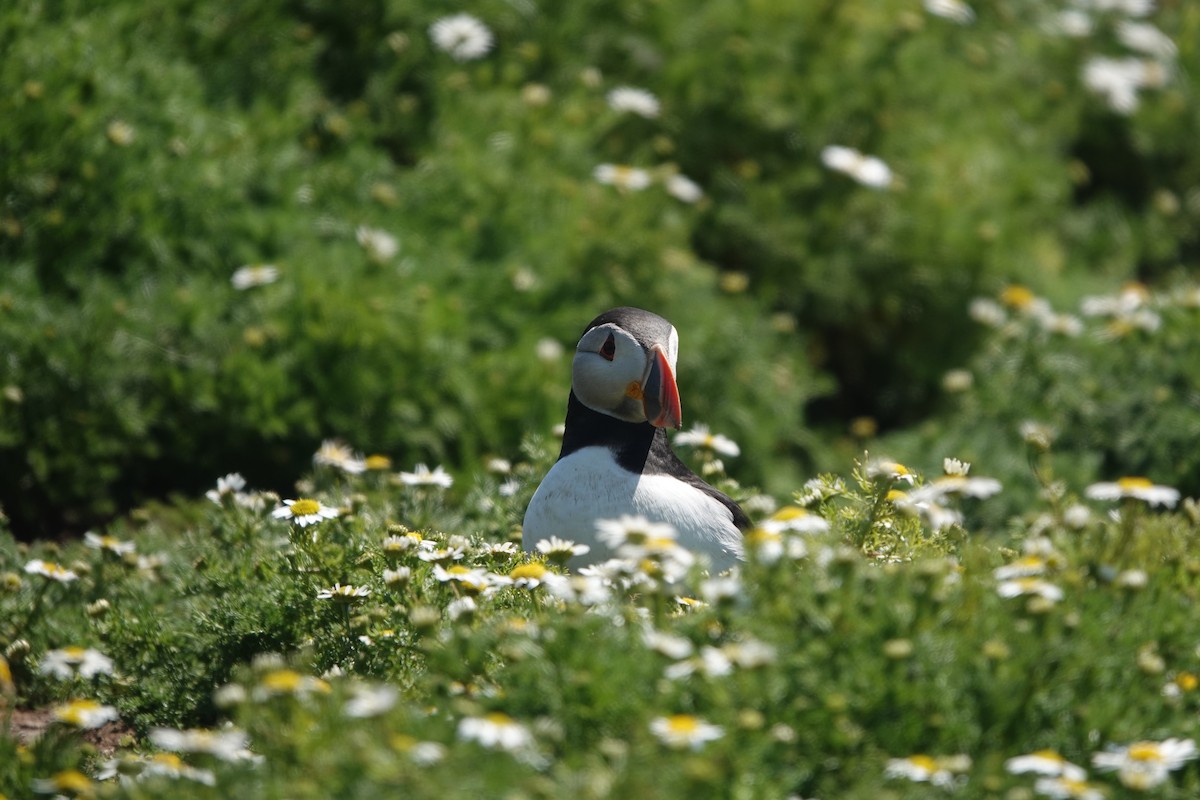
[523,446,740,566]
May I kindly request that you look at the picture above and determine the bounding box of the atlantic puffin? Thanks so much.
[523,307,748,570]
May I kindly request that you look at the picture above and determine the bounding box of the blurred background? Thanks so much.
[1,0,1197,540]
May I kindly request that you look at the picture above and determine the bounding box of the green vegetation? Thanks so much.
[3,0,1200,797]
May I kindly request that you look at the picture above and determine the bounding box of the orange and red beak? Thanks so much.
[641,346,682,430]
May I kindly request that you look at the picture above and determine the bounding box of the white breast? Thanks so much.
[522,447,743,572]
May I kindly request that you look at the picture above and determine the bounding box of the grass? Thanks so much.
[3,441,1200,798]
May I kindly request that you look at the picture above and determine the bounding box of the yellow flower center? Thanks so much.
[290,499,321,516]
[484,711,516,727]
[51,769,93,792]
[1031,749,1065,763]
[1000,285,1036,309]
[261,669,303,693]
[1127,742,1164,763]
[772,506,809,521]
[151,752,186,769]
[1117,477,1153,490]
[365,454,392,470]
[907,754,939,772]
[61,646,87,660]
[448,565,471,576]
[665,714,700,734]
[510,563,547,580]
[1176,672,1199,692]
[886,489,908,502]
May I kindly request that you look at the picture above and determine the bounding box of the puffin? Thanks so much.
[523,307,748,571]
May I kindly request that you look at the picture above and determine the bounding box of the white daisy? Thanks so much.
[1082,56,1154,114]
[595,515,679,550]
[149,726,253,762]
[1085,477,1179,508]
[355,225,399,262]
[674,424,740,457]
[317,583,371,602]
[1033,776,1105,799]
[1005,750,1087,781]
[231,264,279,290]
[649,714,724,750]
[83,531,136,556]
[429,13,494,62]
[535,536,591,563]
[53,698,120,729]
[39,647,115,680]
[665,174,704,203]
[272,498,340,527]
[1116,21,1176,59]
[313,439,367,474]
[342,684,398,719]
[457,712,534,752]
[24,559,79,583]
[205,472,248,505]
[398,463,454,488]
[606,86,660,118]
[885,754,971,786]
[997,577,1064,603]
[1092,738,1197,789]
[593,163,652,191]
[924,0,975,24]
[820,145,893,189]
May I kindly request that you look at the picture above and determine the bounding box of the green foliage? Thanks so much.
[879,281,1200,524]
[3,451,1200,797]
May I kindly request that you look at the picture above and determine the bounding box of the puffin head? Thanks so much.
[571,307,683,429]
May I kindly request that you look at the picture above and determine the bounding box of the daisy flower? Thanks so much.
[508,562,565,590]
[32,770,95,797]
[649,714,724,750]
[343,684,398,719]
[593,163,652,191]
[231,264,279,290]
[253,668,331,700]
[316,583,371,602]
[1005,750,1087,781]
[24,559,79,583]
[1092,738,1197,789]
[272,498,339,527]
[924,0,974,24]
[205,472,248,505]
[674,424,740,457]
[820,145,893,189]
[1033,776,1105,799]
[138,753,217,785]
[760,506,830,535]
[997,577,1064,603]
[398,463,454,489]
[83,531,136,556]
[149,726,253,762]
[53,698,120,729]
[641,628,695,660]
[313,439,367,474]
[606,86,660,118]
[884,754,971,787]
[595,515,678,550]
[1116,21,1177,59]
[535,536,590,564]
[1085,477,1179,508]
[867,459,916,485]
[665,174,704,203]
[39,647,115,680]
[906,474,1003,504]
[429,13,494,62]
[457,712,534,752]
[355,225,399,262]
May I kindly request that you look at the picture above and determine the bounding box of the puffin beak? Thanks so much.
[641,346,682,430]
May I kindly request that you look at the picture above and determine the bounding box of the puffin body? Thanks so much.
[523,307,748,571]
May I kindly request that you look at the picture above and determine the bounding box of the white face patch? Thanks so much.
[572,324,648,422]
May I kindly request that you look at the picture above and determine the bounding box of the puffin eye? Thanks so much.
[598,333,616,361]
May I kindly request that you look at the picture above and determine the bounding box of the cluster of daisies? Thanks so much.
[969,281,1200,343]
[888,739,1197,794]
